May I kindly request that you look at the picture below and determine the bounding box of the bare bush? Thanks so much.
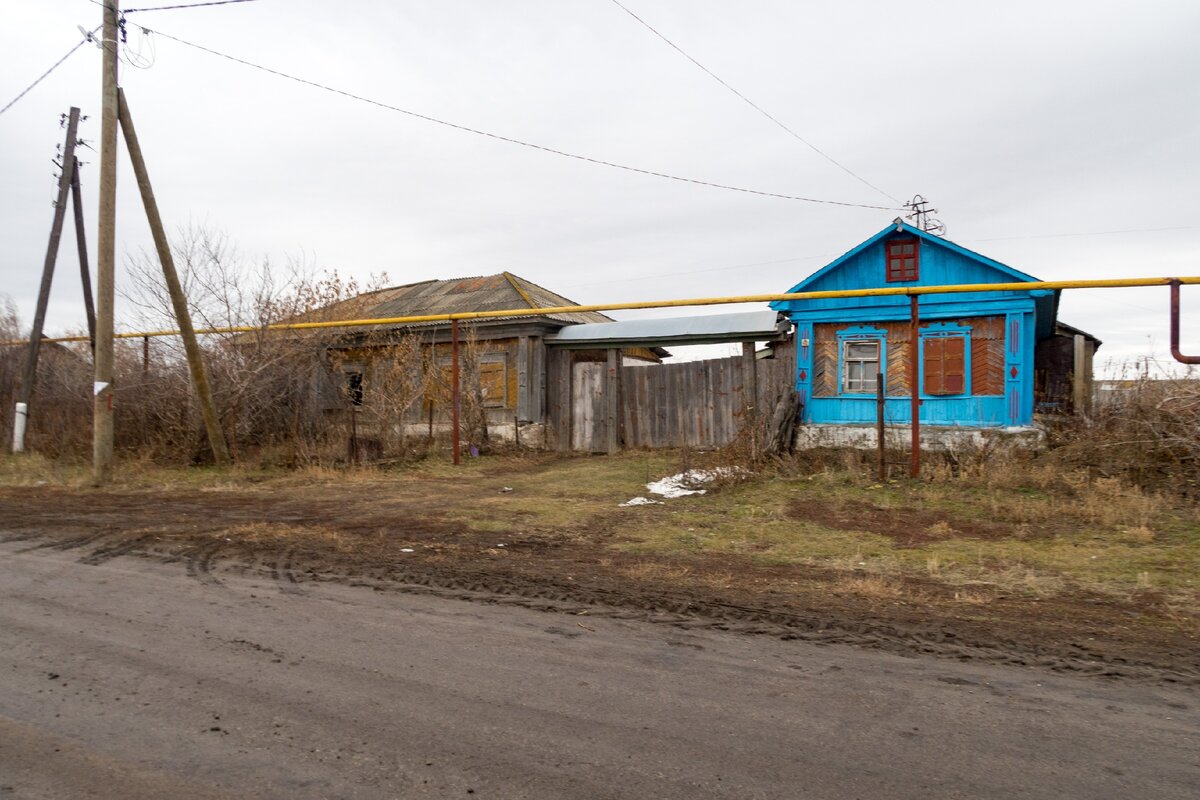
[115,226,393,464]
[0,297,20,450]
[1046,365,1200,495]
[328,330,427,459]
[1,297,95,458]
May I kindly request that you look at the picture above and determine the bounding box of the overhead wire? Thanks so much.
[136,24,898,211]
[606,0,902,205]
[966,225,1197,243]
[125,1,258,11]
[0,26,99,117]
[84,0,259,12]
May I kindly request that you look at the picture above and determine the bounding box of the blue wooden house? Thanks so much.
[770,220,1092,429]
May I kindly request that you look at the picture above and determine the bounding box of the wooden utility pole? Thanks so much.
[93,0,119,483]
[70,157,97,352]
[14,108,80,452]
[117,88,230,466]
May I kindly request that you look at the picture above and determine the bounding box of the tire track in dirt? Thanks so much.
[79,535,156,566]
[185,542,226,588]
[350,566,1195,686]
[13,530,114,554]
[231,557,1200,686]
[270,549,307,596]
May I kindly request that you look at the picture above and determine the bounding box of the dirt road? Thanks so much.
[1,536,1197,799]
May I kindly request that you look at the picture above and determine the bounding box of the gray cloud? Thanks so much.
[3,0,1198,371]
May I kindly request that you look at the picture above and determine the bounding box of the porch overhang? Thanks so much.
[544,310,790,350]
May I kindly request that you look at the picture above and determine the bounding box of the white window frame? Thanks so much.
[841,339,881,395]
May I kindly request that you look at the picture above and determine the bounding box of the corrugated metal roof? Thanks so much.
[546,310,789,347]
[307,272,612,331]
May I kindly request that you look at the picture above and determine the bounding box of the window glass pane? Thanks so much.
[847,341,877,359]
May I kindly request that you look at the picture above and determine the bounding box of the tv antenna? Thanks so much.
[904,195,946,236]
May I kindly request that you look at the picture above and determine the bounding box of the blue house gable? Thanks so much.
[770,221,1059,429]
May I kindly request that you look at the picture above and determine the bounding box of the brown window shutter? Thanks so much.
[924,335,967,395]
[943,336,966,394]
[923,337,943,395]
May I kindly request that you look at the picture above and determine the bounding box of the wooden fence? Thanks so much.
[546,340,796,452]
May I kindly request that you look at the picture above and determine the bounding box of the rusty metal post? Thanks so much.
[910,295,921,478]
[451,318,461,464]
[876,370,885,482]
[1169,281,1200,364]
[142,335,149,375]
[349,399,358,464]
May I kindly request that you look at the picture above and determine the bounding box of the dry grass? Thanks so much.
[2,447,1197,619]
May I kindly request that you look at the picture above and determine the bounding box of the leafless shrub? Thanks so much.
[328,329,427,458]
[420,324,495,456]
[1046,361,1200,496]
[0,296,95,458]
[0,297,21,450]
[109,226,400,465]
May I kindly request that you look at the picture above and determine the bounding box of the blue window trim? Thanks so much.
[918,322,972,398]
[836,325,887,397]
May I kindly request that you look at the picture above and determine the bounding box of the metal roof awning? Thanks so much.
[545,310,790,349]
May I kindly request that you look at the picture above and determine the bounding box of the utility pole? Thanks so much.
[117,88,230,466]
[93,0,118,483]
[71,156,97,353]
[14,108,80,453]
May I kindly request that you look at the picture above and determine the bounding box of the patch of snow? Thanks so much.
[619,496,662,507]
[620,468,748,507]
[399,548,415,553]
[645,468,746,498]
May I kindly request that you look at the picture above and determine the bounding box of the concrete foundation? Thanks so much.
[793,424,1044,452]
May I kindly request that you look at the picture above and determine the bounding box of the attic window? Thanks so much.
[886,238,919,282]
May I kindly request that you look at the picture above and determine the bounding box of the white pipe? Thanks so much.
[12,402,27,453]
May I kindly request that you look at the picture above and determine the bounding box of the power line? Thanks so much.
[966,225,1197,243]
[606,0,901,205]
[0,28,98,117]
[559,251,834,290]
[139,24,898,211]
[127,1,258,12]
[565,225,1199,291]
[86,0,259,11]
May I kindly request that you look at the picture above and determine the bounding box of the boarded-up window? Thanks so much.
[479,357,507,407]
[842,340,881,393]
[923,336,966,395]
[886,239,919,282]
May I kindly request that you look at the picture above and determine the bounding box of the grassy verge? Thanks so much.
[2,450,1197,620]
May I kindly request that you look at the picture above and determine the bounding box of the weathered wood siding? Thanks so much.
[811,317,1005,398]
[551,342,796,452]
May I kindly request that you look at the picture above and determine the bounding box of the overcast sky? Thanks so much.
[3,0,1199,372]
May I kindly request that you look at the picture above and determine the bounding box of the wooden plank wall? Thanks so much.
[545,347,572,450]
[554,343,797,452]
